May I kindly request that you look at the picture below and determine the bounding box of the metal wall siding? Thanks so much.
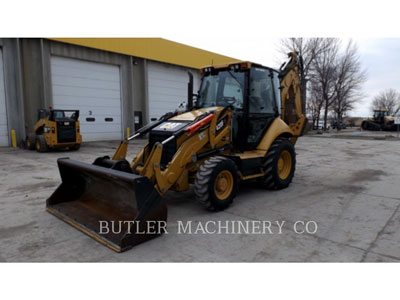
[0,49,9,146]
[148,61,200,121]
[51,56,122,141]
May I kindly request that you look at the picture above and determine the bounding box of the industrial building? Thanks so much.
[0,38,238,146]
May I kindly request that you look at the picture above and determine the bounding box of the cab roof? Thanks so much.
[200,61,278,75]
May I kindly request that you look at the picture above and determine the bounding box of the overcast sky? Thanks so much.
[4,1,400,118]
[171,37,400,117]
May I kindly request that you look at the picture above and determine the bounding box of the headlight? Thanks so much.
[44,127,50,133]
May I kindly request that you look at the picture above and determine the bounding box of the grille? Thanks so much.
[57,121,76,143]
[149,131,177,167]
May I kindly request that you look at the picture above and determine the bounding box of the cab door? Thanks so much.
[241,67,278,150]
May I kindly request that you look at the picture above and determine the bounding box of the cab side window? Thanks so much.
[249,68,274,114]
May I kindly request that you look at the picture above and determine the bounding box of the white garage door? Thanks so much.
[51,56,122,141]
[148,61,200,121]
[0,49,9,147]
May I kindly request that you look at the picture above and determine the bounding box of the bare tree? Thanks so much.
[307,81,324,127]
[331,40,366,125]
[306,97,319,127]
[280,38,332,113]
[310,38,340,131]
[396,105,400,115]
[371,89,400,115]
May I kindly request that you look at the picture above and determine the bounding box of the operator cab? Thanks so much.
[373,109,388,122]
[373,110,388,117]
[196,62,281,150]
[37,108,79,122]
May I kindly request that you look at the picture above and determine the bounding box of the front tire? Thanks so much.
[69,143,81,151]
[194,156,239,211]
[258,138,296,190]
[35,135,49,152]
[26,133,36,150]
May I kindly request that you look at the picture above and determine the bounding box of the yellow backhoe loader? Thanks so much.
[46,52,306,252]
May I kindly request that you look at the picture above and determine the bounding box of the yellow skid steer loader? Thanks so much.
[26,108,82,152]
[46,52,306,252]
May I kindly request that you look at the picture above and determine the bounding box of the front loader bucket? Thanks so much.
[46,158,167,252]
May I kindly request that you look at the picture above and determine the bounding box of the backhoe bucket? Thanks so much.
[46,158,167,252]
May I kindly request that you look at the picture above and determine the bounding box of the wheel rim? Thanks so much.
[214,170,233,200]
[35,139,40,150]
[277,150,292,180]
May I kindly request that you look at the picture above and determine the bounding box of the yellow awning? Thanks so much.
[48,38,240,69]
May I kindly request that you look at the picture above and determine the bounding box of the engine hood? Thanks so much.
[169,107,223,122]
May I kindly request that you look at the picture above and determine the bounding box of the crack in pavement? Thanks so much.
[359,192,400,201]
[360,202,400,262]
[222,210,400,262]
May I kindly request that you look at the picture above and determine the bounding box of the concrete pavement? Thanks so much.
[0,135,399,262]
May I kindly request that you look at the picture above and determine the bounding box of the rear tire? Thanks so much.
[258,138,296,190]
[69,144,81,151]
[26,133,36,150]
[194,156,239,211]
[35,135,49,152]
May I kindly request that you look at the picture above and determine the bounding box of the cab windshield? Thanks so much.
[374,110,388,118]
[53,111,65,119]
[196,71,245,110]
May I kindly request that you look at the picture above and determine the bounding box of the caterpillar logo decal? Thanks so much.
[160,122,181,130]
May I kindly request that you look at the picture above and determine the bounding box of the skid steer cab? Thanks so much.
[26,108,82,152]
[46,52,306,252]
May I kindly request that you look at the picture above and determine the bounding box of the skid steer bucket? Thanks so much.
[46,158,167,252]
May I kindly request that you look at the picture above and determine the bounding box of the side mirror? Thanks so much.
[192,93,198,107]
[177,101,187,112]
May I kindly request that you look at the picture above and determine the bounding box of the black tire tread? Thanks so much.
[36,135,49,152]
[69,143,81,151]
[194,156,238,211]
[260,137,296,190]
[26,133,36,150]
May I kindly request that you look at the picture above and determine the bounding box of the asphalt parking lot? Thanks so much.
[0,134,399,262]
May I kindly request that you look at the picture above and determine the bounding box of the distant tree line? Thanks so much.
[280,38,366,131]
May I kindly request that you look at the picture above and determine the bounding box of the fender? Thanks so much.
[256,118,294,155]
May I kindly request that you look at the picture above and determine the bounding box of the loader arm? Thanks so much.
[279,51,307,144]
[155,115,231,194]
[135,108,232,195]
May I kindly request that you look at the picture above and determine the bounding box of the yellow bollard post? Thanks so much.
[11,130,17,148]
[126,127,130,139]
